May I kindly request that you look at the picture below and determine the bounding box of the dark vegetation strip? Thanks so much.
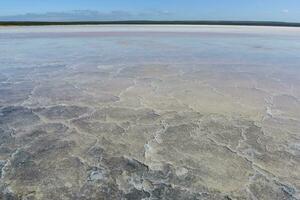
[1,21,300,27]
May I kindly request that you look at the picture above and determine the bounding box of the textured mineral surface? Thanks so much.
[0,25,300,199]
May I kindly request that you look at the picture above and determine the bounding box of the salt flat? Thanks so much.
[0,25,300,199]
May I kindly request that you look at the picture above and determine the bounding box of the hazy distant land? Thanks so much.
[1,20,300,27]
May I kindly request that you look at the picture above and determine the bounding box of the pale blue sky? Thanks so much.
[1,0,300,22]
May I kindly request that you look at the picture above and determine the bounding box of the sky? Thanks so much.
[1,0,300,22]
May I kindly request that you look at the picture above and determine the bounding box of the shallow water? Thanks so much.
[0,25,300,199]
[1,25,300,69]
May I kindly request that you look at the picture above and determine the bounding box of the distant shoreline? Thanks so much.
[1,20,300,27]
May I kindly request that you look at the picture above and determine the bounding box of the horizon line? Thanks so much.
[1,20,300,27]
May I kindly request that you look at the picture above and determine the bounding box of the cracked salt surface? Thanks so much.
[0,25,300,199]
